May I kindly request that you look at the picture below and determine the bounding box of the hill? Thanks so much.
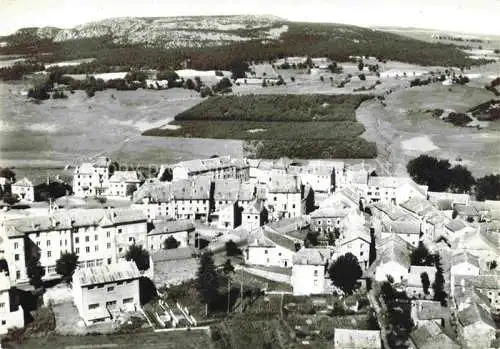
[0,16,489,71]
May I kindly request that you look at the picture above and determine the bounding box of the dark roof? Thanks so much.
[457,303,496,328]
[263,228,297,251]
[152,246,197,262]
[148,219,195,236]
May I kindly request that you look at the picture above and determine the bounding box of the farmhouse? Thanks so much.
[73,156,110,197]
[245,227,297,268]
[107,171,141,198]
[291,248,331,295]
[266,174,302,220]
[369,234,413,282]
[171,177,212,221]
[11,177,35,202]
[72,260,141,325]
[381,220,421,247]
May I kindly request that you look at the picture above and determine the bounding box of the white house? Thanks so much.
[266,174,302,221]
[450,251,480,277]
[291,248,331,295]
[457,302,496,349]
[381,220,421,247]
[132,180,175,220]
[334,226,371,270]
[73,156,110,197]
[241,199,268,232]
[0,273,24,334]
[72,260,141,325]
[288,163,336,193]
[170,156,236,181]
[171,177,212,221]
[107,171,141,198]
[11,177,35,202]
[363,176,428,205]
[333,328,382,349]
[370,234,413,283]
[245,227,297,268]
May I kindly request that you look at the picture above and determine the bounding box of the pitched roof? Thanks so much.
[133,180,172,204]
[109,171,140,183]
[263,228,297,251]
[213,179,240,201]
[413,300,451,320]
[387,220,421,235]
[268,174,300,193]
[453,228,500,254]
[444,219,468,232]
[428,191,470,205]
[238,182,255,201]
[174,156,232,174]
[457,302,496,328]
[372,202,409,221]
[400,197,436,217]
[148,219,195,236]
[451,251,480,268]
[171,177,211,200]
[452,273,500,290]
[374,234,413,268]
[368,176,408,188]
[410,322,459,349]
[243,199,265,214]
[310,206,350,219]
[267,216,309,234]
[12,177,33,187]
[453,203,479,216]
[336,187,361,205]
[293,248,330,265]
[333,328,382,349]
[73,260,140,286]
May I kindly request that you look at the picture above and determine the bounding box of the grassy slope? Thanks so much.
[143,94,377,159]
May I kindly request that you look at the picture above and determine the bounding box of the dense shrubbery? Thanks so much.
[174,94,373,122]
[144,94,377,159]
[444,112,472,126]
[0,62,45,80]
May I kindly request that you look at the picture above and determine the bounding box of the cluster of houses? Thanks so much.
[0,155,498,347]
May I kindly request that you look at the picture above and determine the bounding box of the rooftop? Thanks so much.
[148,219,195,236]
[171,177,212,200]
[12,177,34,187]
[451,251,480,268]
[152,246,197,262]
[293,248,330,265]
[333,328,382,349]
[109,171,140,183]
[400,197,436,217]
[268,174,300,193]
[174,156,232,174]
[374,234,413,268]
[457,302,496,328]
[73,260,140,286]
[132,180,172,204]
[410,321,459,349]
[413,300,451,320]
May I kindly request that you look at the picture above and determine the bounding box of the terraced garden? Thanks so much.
[143,94,377,159]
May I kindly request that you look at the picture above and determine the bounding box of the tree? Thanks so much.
[185,78,195,90]
[305,56,313,68]
[420,272,430,295]
[55,252,78,283]
[225,240,241,256]
[222,259,234,275]
[229,58,249,80]
[328,253,362,295]
[164,236,180,249]
[475,174,500,201]
[358,61,364,71]
[380,281,397,302]
[369,229,376,266]
[489,260,497,270]
[358,73,366,81]
[125,244,150,271]
[213,77,232,93]
[432,255,447,306]
[85,87,95,98]
[410,242,434,266]
[327,231,335,246]
[0,168,16,182]
[406,155,452,192]
[26,252,44,288]
[157,71,180,87]
[196,251,219,316]
[305,231,319,247]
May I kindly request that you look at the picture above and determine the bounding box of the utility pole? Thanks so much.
[240,281,243,313]
[227,278,231,315]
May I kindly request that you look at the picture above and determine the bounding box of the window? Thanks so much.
[107,243,111,249]
[88,286,95,290]
[107,286,114,292]
[106,231,110,238]
[86,247,90,253]
[273,197,277,201]
[106,300,117,307]
[1,320,5,325]
[117,281,123,286]
[317,220,322,225]
[85,236,89,242]
[94,246,98,252]
[14,242,18,249]
[47,251,51,258]
[107,258,112,265]
[88,303,99,310]
[14,254,19,261]
[36,241,40,246]
[75,237,79,244]
[264,250,268,254]
[0,303,4,308]
[16,271,20,279]
[47,240,51,247]
[360,251,364,256]
[94,234,98,241]
[123,297,134,304]
[292,204,295,208]
[118,229,122,234]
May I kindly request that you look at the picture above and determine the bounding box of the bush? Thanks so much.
[52,91,68,99]
[358,74,366,81]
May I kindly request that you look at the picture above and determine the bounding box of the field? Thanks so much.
[0,82,244,171]
[144,94,378,159]
[357,84,500,177]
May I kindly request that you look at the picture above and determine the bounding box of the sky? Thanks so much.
[1,0,499,36]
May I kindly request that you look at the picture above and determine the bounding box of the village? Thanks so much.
[0,153,498,349]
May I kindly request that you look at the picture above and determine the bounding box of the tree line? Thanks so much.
[407,155,500,200]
